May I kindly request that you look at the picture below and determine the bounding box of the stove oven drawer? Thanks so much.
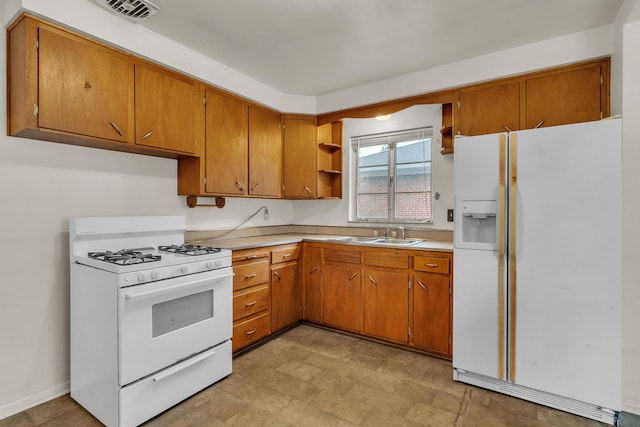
[233,311,271,352]
[119,340,231,427]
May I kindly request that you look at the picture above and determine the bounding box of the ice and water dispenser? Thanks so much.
[455,198,498,250]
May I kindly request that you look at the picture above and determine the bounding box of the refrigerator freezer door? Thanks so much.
[453,133,508,379]
[511,119,621,410]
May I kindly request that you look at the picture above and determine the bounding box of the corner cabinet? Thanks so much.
[317,121,343,198]
[8,15,199,158]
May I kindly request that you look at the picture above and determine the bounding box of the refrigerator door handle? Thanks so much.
[498,134,507,381]
[508,133,518,383]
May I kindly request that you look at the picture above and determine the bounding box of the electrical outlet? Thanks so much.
[447,209,454,222]
[263,208,269,220]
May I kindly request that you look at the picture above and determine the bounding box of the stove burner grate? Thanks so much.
[159,244,221,256]
[88,249,161,265]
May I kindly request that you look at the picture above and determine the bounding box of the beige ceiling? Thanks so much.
[137,0,623,96]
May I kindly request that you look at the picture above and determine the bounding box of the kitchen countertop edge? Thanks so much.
[189,233,453,252]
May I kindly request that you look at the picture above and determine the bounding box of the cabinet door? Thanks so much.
[323,264,361,332]
[363,268,408,343]
[456,81,520,136]
[271,262,301,332]
[205,91,248,195]
[303,245,323,323]
[283,116,317,197]
[135,64,197,154]
[413,273,450,354]
[525,65,603,129]
[249,107,282,197]
[38,27,133,143]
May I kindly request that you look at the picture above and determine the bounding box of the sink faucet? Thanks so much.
[384,226,405,239]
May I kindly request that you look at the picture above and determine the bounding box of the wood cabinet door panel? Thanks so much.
[525,66,602,128]
[271,263,301,332]
[283,117,317,197]
[457,82,520,136]
[413,273,450,354]
[38,27,133,143]
[323,264,361,332]
[249,107,282,197]
[205,91,248,194]
[303,245,323,323]
[363,268,408,343]
[135,64,197,154]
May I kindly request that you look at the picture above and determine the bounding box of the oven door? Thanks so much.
[118,267,232,386]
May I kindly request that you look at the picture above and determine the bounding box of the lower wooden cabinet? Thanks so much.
[302,242,453,358]
[324,263,361,332]
[363,268,409,343]
[233,311,271,351]
[271,260,302,332]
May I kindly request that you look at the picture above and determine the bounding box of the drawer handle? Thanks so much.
[424,263,439,268]
[368,275,377,286]
[282,254,291,258]
[349,273,357,281]
[418,280,428,291]
[273,271,281,280]
[246,255,258,259]
[246,328,257,335]
[152,349,215,382]
[109,121,123,136]
[310,266,318,274]
[245,273,257,279]
[245,301,257,307]
[140,130,153,140]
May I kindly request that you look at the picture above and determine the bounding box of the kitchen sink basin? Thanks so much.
[373,238,423,246]
[336,237,423,246]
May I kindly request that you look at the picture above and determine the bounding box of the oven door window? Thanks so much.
[152,290,213,337]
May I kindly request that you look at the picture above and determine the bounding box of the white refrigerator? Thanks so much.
[452,119,621,425]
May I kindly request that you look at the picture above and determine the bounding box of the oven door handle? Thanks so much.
[124,271,233,302]
[152,348,217,382]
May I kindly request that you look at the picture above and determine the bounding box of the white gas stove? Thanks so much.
[69,216,233,427]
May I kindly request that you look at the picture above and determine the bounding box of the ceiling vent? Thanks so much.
[96,0,159,22]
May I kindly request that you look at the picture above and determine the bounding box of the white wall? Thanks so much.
[293,105,453,231]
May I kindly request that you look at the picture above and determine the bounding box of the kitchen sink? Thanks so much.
[336,237,423,246]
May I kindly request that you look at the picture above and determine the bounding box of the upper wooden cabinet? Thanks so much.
[7,15,199,158]
[248,106,282,197]
[134,64,198,155]
[524,62,605,129]
[283,116,317,198]
[455,59,609,138]
[455,81,521,136]
[204,91,249,195]
[37,26,133,144]
[316,121,343,199]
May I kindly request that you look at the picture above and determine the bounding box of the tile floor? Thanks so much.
[1,324,608,426]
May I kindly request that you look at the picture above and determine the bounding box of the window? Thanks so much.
[352,127,432,223]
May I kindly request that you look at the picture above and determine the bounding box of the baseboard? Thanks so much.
[620,411,640,426]
[0,381,70,421]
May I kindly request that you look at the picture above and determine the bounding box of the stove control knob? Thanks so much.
[181,266,189,274]
[151,271,159,280]
[215,259,223,268]
[137,273,146,283]
[206,261,215,270]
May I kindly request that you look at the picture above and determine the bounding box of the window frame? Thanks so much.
[351,127,433,224]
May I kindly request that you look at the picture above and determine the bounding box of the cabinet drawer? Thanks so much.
[365,250,409,269]
[233,311,271,351]
[233,284,270,321]
[271,244,300,264]
[232,248,270,263]
[233,260,269,291]
[414,256,450,274]
[324,247,361,264]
